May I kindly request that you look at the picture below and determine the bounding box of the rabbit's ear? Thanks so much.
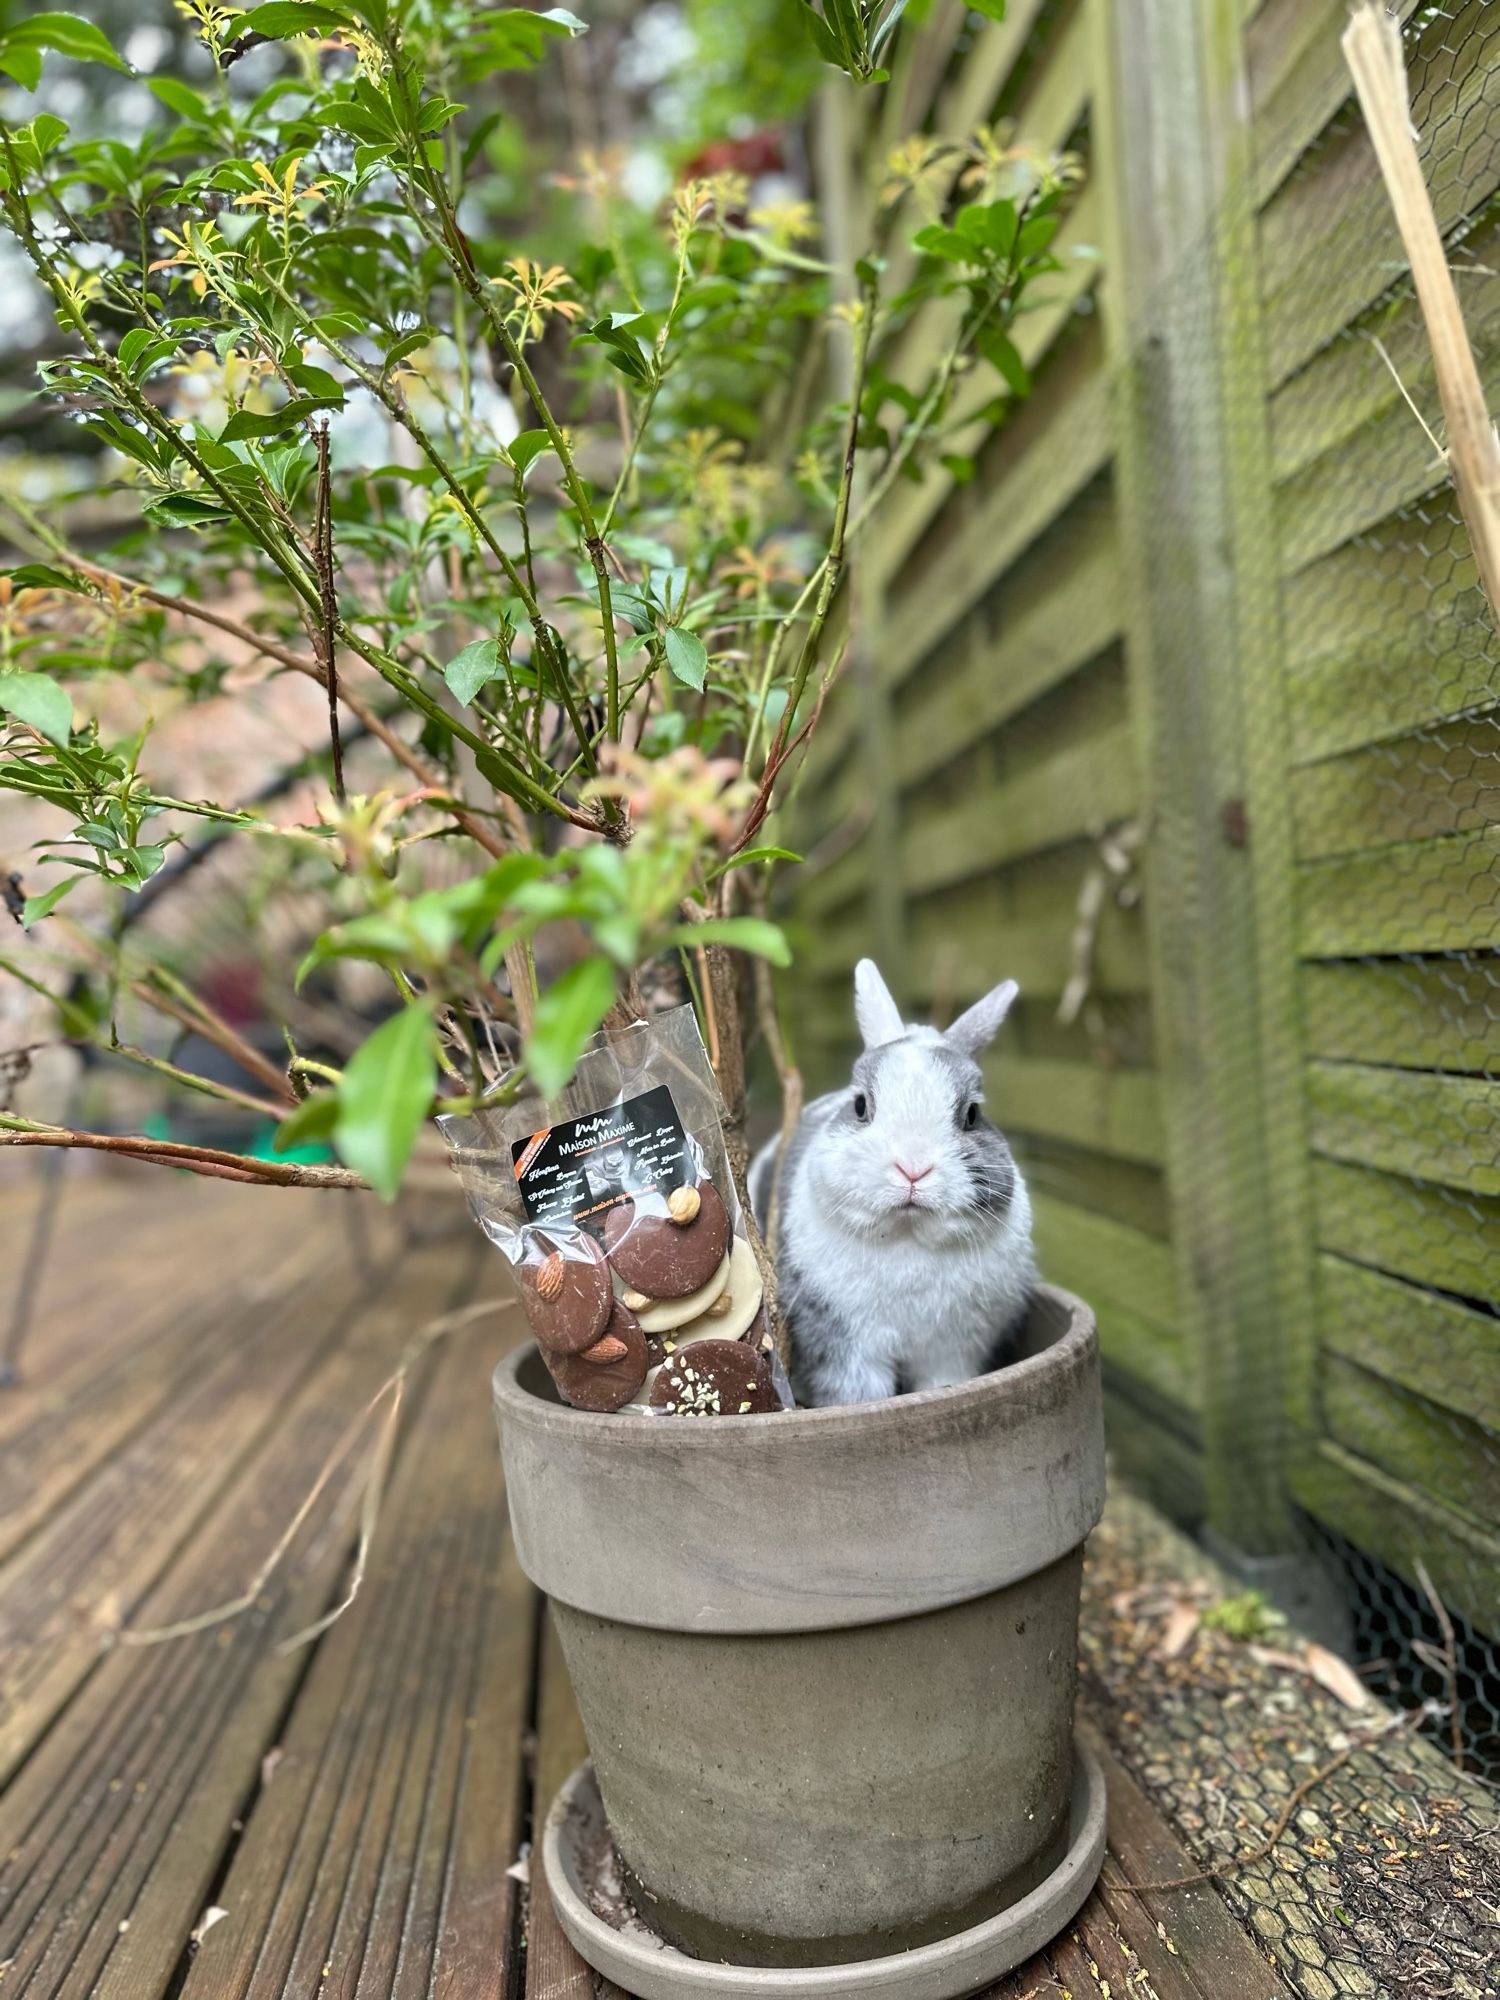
[945,979,1019,1058]
[854,959,904,1050]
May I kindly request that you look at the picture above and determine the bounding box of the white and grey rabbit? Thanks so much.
[749,960,1035,1407]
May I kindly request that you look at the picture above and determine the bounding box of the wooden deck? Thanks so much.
[0,1172,1299,2000]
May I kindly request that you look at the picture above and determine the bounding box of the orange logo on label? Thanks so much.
[513,1129,550,1180]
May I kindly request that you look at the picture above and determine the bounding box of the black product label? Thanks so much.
[510,1085,692,1234]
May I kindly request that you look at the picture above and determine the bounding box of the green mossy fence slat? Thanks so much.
[787,0,1500,1715]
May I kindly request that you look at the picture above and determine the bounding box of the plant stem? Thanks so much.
[0,1116,367,1189]
[405,169,625,740]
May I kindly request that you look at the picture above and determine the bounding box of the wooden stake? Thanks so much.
[1344,2,1500,625]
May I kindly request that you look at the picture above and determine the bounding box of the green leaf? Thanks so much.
[0,671,72,747]
[978,326,1030,397]
[20,876,79,928]
[148,75,207,118]
[334,1002,437,1200]
[796,1,845,66]
[220,397,330,442]
[0,45,43,89]
[381,326,435,371]
[443,639,505,705]
[4,13,129,72]
[705,845,802,881]
[969,0,1006,17]
[506,428,552,473]
[911,223,973,263]
[663,627,708,690]
[273,1090,340,1152]
[287,362,344,400]
[6,563,82,593]
[143,494,234,528]
[667,918,791,967]
[236,2,352,34]
[956,199,1018,256]
[526,956,615,1101]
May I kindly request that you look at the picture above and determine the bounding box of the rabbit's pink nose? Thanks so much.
[895,1161,933,1185]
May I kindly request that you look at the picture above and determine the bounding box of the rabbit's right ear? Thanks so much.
[854,959,905,1050]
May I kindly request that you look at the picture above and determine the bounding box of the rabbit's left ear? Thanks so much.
[854,959,905,1050]
[945,979,1019,1058]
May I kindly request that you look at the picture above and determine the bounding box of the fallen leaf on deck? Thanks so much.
[1304,1642,1370,1710]
[1156,1601,1201,1660]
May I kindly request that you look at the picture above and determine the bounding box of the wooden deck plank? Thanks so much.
[0,1236,479,1997]
[0,1223,332,1567]
[1085,1730,1292,2000]
[179,1298,530,2000]
[0,1174,295,1388]
[0,1234,405,1787]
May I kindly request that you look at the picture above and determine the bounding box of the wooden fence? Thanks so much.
[788,0,1500,1648]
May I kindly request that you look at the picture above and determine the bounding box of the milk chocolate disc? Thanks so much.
[632,1251,732,1334]
[517,1228,613,1355]
[671,1234,764,1349]
[603,1179,730,1299]
[648,1337,783,1417]
[543,1299,648,1412]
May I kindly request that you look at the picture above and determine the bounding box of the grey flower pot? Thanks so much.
[492,1284,1104,1975]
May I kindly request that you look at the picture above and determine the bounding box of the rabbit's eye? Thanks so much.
[853,1091,871,1122]
[964,1102,980,1130]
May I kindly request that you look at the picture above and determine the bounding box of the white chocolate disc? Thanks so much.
[630,1250,732,1334]
[669,1235,764,1349]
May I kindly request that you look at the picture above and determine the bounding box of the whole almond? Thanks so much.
[535,1252,566,1302]
[580,1334,629,1365]
[667,1184,701,1226]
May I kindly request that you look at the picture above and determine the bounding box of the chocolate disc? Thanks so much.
[516,1228,613,1355]
[671,1234,764,1349]
[603,1179,730,1300]
[648,1337,783,1417]
[543,1299,648,1412]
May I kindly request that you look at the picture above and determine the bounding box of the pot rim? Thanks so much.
[489,1284,1105,1633]
[492,1279,1093,1444]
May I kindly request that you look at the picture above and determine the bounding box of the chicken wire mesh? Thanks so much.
[1110,0,1500,1785]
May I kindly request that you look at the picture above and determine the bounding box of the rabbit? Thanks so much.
[749,960,1035,1407]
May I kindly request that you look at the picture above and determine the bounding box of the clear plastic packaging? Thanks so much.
[438,1004,789,1416]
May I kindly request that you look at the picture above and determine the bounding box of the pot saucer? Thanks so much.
[541,1738,1107,2000]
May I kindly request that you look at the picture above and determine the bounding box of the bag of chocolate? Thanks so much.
[438,1003,788,1417]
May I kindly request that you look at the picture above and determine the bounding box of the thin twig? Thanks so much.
[115,1300,503,1649]
[313,421,346,802]
[1414,1558,1467,1773]
[1114,1704,1434,1895]
[0,1118,367,1188]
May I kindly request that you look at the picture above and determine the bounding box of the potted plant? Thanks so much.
[0,2,1103,1989]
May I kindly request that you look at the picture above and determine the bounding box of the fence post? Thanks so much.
[1088,0,1305,1553]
